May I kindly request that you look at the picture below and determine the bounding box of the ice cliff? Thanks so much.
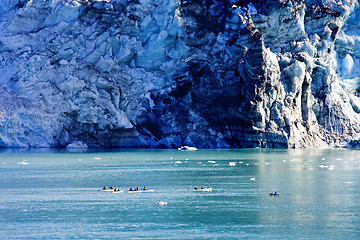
[0,0,360,148]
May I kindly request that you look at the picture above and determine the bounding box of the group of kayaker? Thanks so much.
[103,186,279,196]
[103,186,147,192]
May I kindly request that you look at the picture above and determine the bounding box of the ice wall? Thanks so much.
[0,0,359,148]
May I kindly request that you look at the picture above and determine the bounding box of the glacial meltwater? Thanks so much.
[1,148,360,239]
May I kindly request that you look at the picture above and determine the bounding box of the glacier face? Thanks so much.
[0,0,360,148]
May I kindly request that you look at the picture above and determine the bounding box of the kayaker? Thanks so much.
[103,186,106,190]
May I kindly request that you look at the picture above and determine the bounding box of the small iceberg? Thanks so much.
[178,146,197,151]
[66,141,88,151]
[174,161,182,164]
[17,160,29,165]
[229,162,236,166]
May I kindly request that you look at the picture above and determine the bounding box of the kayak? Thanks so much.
[157,200,168,205]
[112,190,124,193]
[102,189,114,192]
[268,193,279,196]
[194,188,212,192]
[141,189,154,192]
[128,189,154,193]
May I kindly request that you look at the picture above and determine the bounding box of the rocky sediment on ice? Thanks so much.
[0,0,360,148]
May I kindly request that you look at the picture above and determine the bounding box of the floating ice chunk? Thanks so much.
[66,141,88,150]
[229,162,236,166]
[318,165,328,168]
[175,161,182,164]
[93,157,102,160]
[178,146,197,151]
[208,161,216,163]
[17,160,29,165]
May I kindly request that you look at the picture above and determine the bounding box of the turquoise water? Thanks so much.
[1,148,360,239]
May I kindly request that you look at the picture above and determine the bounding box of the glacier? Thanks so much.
[0,0,360,148]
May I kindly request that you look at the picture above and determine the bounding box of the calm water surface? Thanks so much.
[1,148,360,239]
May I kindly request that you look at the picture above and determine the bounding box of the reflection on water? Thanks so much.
[1,148,360,239]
